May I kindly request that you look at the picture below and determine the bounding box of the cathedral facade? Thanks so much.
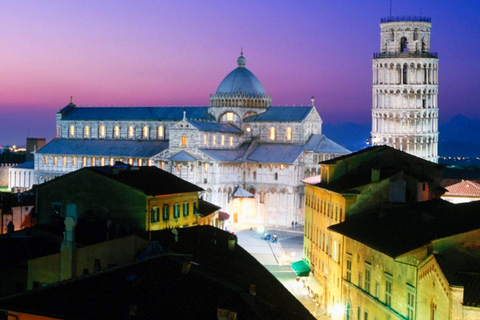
[371,16,439,163]
[31,54,349,227]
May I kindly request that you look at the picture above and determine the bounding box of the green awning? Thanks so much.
[291,260,310,277]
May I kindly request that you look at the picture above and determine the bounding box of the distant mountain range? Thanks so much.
[323,114,480,158]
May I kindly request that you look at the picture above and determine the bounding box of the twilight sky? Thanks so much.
[0,0,479,146]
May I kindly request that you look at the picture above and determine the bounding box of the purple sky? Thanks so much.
[1,0,479,146]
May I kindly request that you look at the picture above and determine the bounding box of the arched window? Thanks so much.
[69,125,75,137]
[229,136,233,147]
[221,135,225,146]
[143,126,149,138]
[400,37,408,52]
[213,135,216,146]
[84,126,90,137]
[128,126,134,138]
[203,134,207,146]
[181,136,187,147]
[157,126,164,139]
[269,127,276,141]
[114,126,120,137]
[226,112,234,122]
[286,127,292,141]
[99,125,105,137]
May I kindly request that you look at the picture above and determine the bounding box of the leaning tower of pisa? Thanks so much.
[371,16,439,163]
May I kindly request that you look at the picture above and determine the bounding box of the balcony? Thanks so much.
[373,52,438,59]
[381,16,431,23]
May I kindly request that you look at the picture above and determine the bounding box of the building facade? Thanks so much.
[371,16,439,163]
[32,54,349,227]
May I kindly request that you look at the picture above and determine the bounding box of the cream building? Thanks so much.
[371,16,439,163]
[30,54,349,227]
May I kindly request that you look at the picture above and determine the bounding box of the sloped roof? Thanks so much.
[199,142,250,162]
[12,161,34,169]
[169,151,198,162]
[305,134,350,154]
[0,226,315,320]
[87,166,204,196]
[198,199,221,216]
[329,200,480,258]
[444,180,480,197]
[187,120,243,133]
[232,186,254,198]
[36,139,169,158]
[244,106,313,122]
[60,106,214,121]
[247,144,305,163]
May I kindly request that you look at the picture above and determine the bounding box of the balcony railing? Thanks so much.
[373,52,438,59]
[381,16,431,23]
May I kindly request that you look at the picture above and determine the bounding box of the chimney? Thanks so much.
[60,216,77,280]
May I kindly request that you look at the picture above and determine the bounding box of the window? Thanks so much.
[203,134,207,146]
[137,159,142,166]
[385,274,392,306]
[143,126,149,138]
[407,289,415,319]
[358,272,363,290]
[157,126,164,138]
[269,127,276,140]
[357,306,361,320]
[286,127,292,140]
[364,309,368,320]
[52,203,62,215]
[375,281,380,298]
[173,203,180,220]
[128,126,134,138]
[62,156,66,166]
[365,266,371,293]
[193,200,198,216]
[151,206,160,223]
[183,202,189,217]
[91,157,96,166]
[114,125,120,137]
[56,126,60,137]
[101,157,105,166]
[43,156,47,165]
[229,136,233,147]
[213,135,216,146]
[204,163,208,173]
[69,125,75,137]
[128,158,133,165]
[181,136,187,147]
[274,173,278,180]
[148,159,152,166]
[84,126,90,137]
[72,157,76,166]
[82,157,86,167]
[110,157,114,166]
[162,205,169,221]
[99,125,105,137]
[246,126,251,133]
[221,135,225,146]
[53,156,57,165]
[226,112,233,121]
[333,240,337,261]
[346,259,352,281]
[260,191,264,203]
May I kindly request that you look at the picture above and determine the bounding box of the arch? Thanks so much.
[400,36,408,52]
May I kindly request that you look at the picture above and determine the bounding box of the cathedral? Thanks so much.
[24,54,350,227]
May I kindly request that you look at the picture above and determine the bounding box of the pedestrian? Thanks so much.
[272,234,277,243]
[291,221,294,230]
[295,221,298,228]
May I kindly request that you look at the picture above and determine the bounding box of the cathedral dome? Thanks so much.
[216,54,266,96]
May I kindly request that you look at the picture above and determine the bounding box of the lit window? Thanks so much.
[280,164,284,170]
[221,135,225,146]
[407,290,415,319]
[286,127,292,140]
[91,157,95,166]
[151,206,159,223]
[346,259,352,281]
[137,159,142,166]
[183,202,189,217]
[62,156,66,166]
[203,134,207,146]
[160,161,164,170]
[128,158,133,165]
[110,157,114,166]
[82,157,86,167]
[246,127,251,133]
[269,127,276,140]
[99,125,105,137]
[72,157,76,166]
[84,126,90,137]
[114,126,120,137]
[213,135,216,146]
[69,125,75,137]
[148,159,152,166]
[182,136,187,147]
[56,126,60,138]
[143,126,149,138]
[101,157,105,166]
[226,112,233,121]
[229,136,233,147]
[177,164,181,172]
[43,157,47,165]
[157,126,164,138]
[204,163,208,173]
[128,126,134,138]
[53,156,57,165]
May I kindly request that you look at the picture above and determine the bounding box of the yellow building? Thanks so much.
[329,200,480,320]
[302,146,443,317]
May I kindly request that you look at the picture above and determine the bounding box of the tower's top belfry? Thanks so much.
[375,16,437,59]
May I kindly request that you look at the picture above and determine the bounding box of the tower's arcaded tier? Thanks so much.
[371,16,439,163]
